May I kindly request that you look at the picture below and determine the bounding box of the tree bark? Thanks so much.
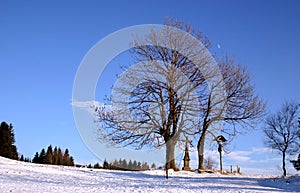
[197,135,205,170]
[282,151,287,176]
[165,139,178,171]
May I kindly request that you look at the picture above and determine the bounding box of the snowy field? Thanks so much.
[0,156,299,193]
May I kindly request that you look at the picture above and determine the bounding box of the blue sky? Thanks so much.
[1,0,300,175]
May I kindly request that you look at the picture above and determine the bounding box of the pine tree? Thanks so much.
[137,161,142,170]
[112,159,119,169]
[57,148,63,165]
[52,147,58,165]
[32,152,40,163]
[142,162,149,170]
[133,160,138,170]
[39,148,46,164]
[151,163,156,169]
[128,160,133,170]
[94,162,101,169]
[62,148,69,166]
[45,145,53,164]
[103,159,109,169]
[118,158,122,167]
[19,154,24,162]
[62,148,74,166]
[121,159,128,169]
[0,122,18,160]
[69,156,74,166]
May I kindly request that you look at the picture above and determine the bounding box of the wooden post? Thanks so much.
[218,143,222,173]
[215,135,227,174]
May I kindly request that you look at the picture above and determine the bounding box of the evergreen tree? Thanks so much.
[112,159,119,169]
[142,162,149,170]
[151,163,156,169]
[69,156,74,166]
[118,158,122,167]
[291,154,300,171]
[62,148,70,166]
[45,145,53,164]
[19,154,24,162]
[57,148,63,165]
[132,160,138,170]
[94,162,101,169]
[39,148,46,164]
[103,159,109,169]
[52,147,58,165]
[0,121,18,160]
[121,159,128,169]
[61,148,74,166]
[32,152,40,163]
[137,161,142,170]
[128,160,133,170]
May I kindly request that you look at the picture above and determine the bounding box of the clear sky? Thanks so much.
[1,0,300,175]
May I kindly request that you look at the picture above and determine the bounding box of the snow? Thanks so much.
[0,156,299,192]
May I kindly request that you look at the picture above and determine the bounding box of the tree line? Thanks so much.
[32,145,74,166]
[0,121,75,167]
[0,120,157,172]
[102,158,155,171]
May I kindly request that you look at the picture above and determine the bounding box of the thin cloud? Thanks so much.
[225,147,276,163]
[71,100,106,114]
[251,147,273,153]
[226,151,252,162]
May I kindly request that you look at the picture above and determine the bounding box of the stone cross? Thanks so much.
[182,137,192,171]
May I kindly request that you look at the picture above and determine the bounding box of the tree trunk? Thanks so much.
[165,139,178,171]
[197,135,205,170]
[282,151,287,176]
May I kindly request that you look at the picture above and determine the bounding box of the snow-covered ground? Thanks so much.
[0,156,299,193]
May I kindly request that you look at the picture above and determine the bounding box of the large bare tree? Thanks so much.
[263,101,300,176]
[95,18,209,170]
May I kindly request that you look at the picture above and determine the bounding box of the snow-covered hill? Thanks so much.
[0,156,299,192]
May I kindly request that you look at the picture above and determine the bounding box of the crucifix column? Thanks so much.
[182,137,192,171]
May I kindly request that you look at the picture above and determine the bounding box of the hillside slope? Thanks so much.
[0,156,298,192]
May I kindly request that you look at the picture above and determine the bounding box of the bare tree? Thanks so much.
[204,156,216,170]
[263,101,300,176]
[95,18,209,171]
[195,55,266,170]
